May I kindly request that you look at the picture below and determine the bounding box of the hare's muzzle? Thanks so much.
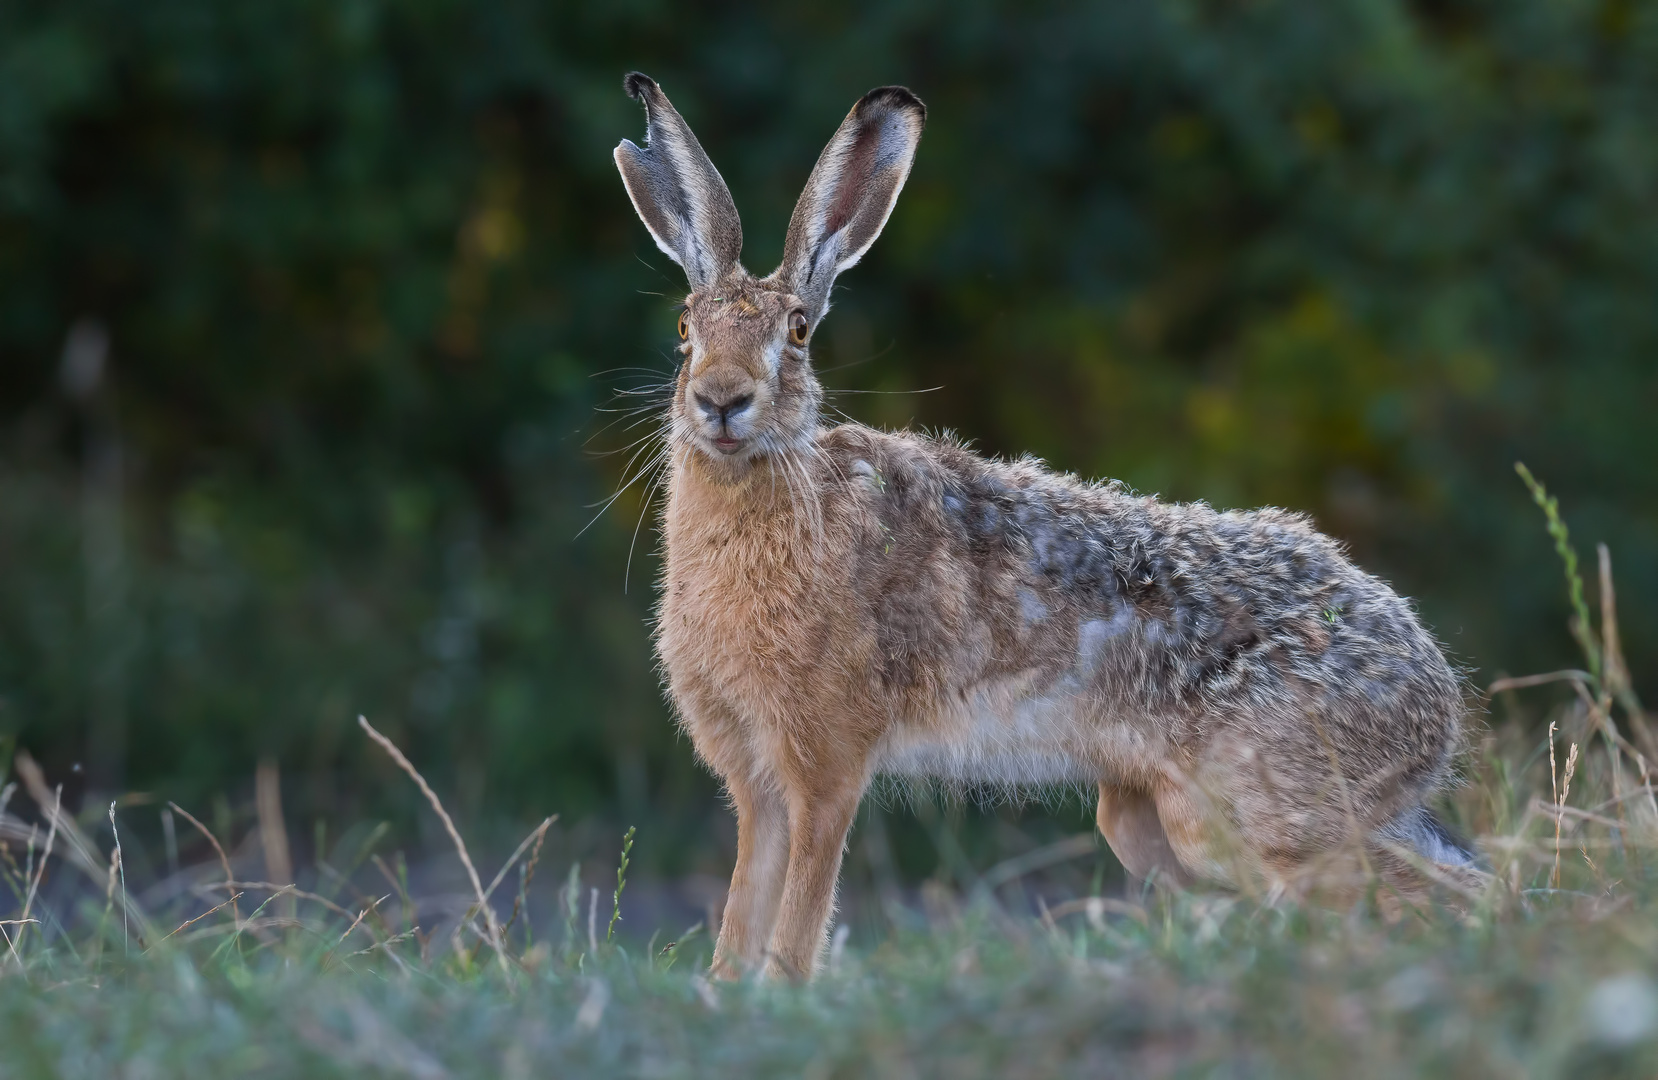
[687,370,760,454]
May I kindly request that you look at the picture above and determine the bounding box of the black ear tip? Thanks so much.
[623,72,657,101]
[857,85,927,125]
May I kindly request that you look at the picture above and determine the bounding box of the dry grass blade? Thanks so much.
[14,753,105,881]
[1308,713,1374,878]
[150,892,243,950]
[1598,545,1657,758]
[0,923,20,970]
[15,782,60,959]
[350,927,418,959]
[500,819,553,941]
[1556,741,1580,887]
[371,853,414,935]
[1534,799,1625,833]
[1550,721,1561,889]
[1376,842,1488,902]
[357,716,508,974]
[1564,675,1627,806]
[256,758,293,903]
[980,834,1097,890]
[1597,545,1627,693]
[1486,670,1596,697]
[197,882,369,926]
[0,917,38,967]
[467,814,559,965]
[210,885,295,963]
[168,801,239,923]
[482,815,558,906]
[108,801,133,953]
[173,916,329,948]
[1042,897,1150,924]
[1585,782,1658,817]
[320,895,387,972]
[334,897,387,949]
[1503,668,1632,815]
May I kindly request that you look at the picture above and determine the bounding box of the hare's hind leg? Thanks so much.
[710,776,790,979]
[1095,783,1193,888]
[1149,771,1256,887]
[1102,771,1296,890]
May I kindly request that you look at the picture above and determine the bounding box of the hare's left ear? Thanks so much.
[614,73,743,290]
[774,86,925,324]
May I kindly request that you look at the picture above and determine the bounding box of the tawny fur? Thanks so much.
[615,74,1470,981]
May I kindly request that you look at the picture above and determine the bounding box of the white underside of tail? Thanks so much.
[1378,804,1475,866]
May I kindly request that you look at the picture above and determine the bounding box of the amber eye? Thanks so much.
[677,310,689,341]
[788,310,808,345]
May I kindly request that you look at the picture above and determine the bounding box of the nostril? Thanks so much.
[692,390,753,424]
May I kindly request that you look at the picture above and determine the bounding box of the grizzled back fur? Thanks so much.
[614,75,1474,980]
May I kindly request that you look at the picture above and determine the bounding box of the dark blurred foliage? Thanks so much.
[0,0,1653,869]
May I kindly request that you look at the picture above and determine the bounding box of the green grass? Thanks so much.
[1,872,1657,1078]
[0,471,1654,1078]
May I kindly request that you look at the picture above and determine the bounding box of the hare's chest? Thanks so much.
[656,533,826,701]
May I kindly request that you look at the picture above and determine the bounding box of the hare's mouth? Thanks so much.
[712,436,743,453]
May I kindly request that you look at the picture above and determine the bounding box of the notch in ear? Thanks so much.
[775,86,926,324]
[614,73,743,290]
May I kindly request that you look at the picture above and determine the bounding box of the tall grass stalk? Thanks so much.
[608,826,634,943]
[1515,462,1600,683]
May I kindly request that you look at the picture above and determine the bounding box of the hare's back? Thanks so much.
[824,426,1462,792]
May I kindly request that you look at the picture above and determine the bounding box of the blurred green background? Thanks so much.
[1,0,1653,874]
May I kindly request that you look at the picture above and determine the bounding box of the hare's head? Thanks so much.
[615,74,925,471]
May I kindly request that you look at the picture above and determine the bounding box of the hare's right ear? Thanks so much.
[614,73,743,290]
[776,86,926,324]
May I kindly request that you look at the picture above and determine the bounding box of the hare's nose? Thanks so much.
[693,391,753,426]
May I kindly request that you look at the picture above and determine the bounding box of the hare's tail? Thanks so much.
[1378,804,1478,868]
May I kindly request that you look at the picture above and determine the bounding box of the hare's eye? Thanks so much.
[677,310,690,341]
[788,311,808,345]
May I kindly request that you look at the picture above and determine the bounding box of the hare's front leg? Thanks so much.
[710,775,789,979]
[763,773,868,980]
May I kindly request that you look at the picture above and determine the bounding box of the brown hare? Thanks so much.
[614,73,1474,980]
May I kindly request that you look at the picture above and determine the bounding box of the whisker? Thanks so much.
[780,446,824,557]
[587,421,673,460]
[826,404,862,428]
[804,436,849,487]
[590,402,670,417]
[595,432,668,505]
[624,448,675,594]
[767,436,780,505]
[787,452,814,554]
[812,339,897,375]
[575,437,670,537]
[582,405,671,447]
[589,365,677,379]
[822,385,944,397]
[633,253,683,288]
[775,444,804,547]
